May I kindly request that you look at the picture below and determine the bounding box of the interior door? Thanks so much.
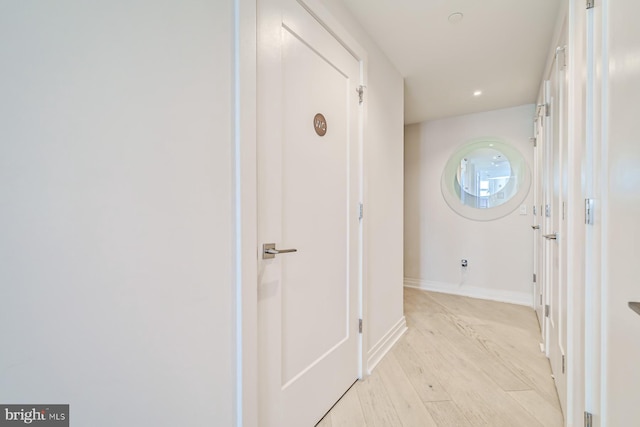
[257,1,362,426]
[597,0,640,423]
[533,99,546,333]
[545,29,568,414]
[584,1,603,423]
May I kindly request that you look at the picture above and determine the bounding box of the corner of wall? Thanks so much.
[404,277,533,307]
[366,316,407,374]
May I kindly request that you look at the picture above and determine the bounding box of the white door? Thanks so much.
[583,1,603,423]
[257,1,362,426]
[545,30,568,414]
[533,98,546,333]
[596,0,640,424]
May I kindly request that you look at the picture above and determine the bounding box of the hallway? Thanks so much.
[317,288,562,426]
[4,1,640,425]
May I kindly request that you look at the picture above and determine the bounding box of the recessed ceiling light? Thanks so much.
[448,12,464,24]
[473,90,482,96]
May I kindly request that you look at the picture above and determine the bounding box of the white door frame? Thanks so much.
[565,0,589,424]
[233,0,258,426]
[581,0,605,424]
[532,104,542,331]
[542,77,552,358]
[541,7,568,420]
[533,85,550,344]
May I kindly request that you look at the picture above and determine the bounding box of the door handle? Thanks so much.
[531,225,540,230]
[263,243,298,259]
[543,233,558,240]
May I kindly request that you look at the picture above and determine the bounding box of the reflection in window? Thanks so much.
[457,148,514,209]
[441,138,530,221]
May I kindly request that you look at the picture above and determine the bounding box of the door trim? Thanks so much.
[564,1,588,425]
[234,1,258,426]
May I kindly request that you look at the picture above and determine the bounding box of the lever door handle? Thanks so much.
[264,248,297,254]
[531,225,540,230]
[263,243,298,259]
[543,233,558,240]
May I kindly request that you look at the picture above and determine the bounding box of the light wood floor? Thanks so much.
[317,288,563,427]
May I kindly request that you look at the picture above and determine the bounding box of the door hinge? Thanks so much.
[584,411,593,427]
[533,273,537,283]
[532,205,537,216]
[545,204,551,218]
[358,203,364,220]
[357,85,366,105]
[556,46,567,68]
[587,0,595,9]
[562,354,566,373]
[359,318,363,333]
[540,294,543,305]
[536,103,549,117]
[585,198,594,225]
[545,304,550,317]
[530,137,537,147]
[562,202,566,220]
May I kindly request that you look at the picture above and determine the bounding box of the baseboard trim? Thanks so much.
[366,316,407,374]
[404,277,533,307]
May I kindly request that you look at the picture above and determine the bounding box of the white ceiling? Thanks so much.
[341,0,562,124]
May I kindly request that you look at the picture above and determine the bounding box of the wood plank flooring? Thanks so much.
[317,288,563,427]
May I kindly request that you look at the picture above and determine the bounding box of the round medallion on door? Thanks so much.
[313,113,327,136]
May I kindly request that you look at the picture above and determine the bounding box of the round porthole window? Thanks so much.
[441,138,530,221]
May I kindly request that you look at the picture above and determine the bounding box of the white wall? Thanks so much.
[317,0,406,371]
[404,104,535,306]
[0,1,237,426]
